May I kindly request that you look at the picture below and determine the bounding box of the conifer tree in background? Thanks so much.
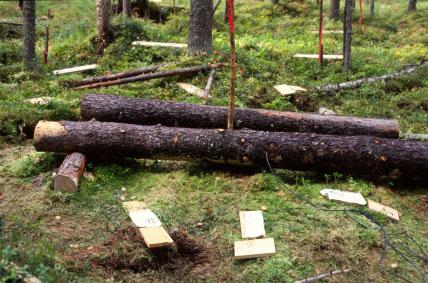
[329,0,340,20]
[408,0,416,12]
[343,0,354,71]
[96,0,113,51]
[123,0,132,17]
[23,0,36,70]
[188,0,213,55]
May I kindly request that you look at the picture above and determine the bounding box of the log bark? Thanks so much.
[317,60,428,93]
[61,64,163,88]
[81,94,400,138]
[54,152,87,192]
[34,121,428,180]
[74,64,218,90]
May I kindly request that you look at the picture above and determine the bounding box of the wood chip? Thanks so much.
[53,64,97,75]
[139,227,174,248]
[274,84,307,95]
[132,41,187,48]
[320,189,367,205]
[239,210,266,239]
[367,199,400,221]
[234,238,276,259]
[177,83,206,98]
[294,54,343,60]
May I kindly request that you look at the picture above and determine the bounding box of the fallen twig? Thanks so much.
[295,269,350,283]
[317,59,428,93]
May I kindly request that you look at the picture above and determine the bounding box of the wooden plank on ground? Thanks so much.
[177,83,206,98]
[239,210,266,239]
[294,54,343,60]
[367,199,400,221]
[234,238,276,259]
[320,189,367,205]
[122,201,162,227]
[132,41,187,48]
[53,64,97,75]
[139,227,174,248]
[274,84,307,95]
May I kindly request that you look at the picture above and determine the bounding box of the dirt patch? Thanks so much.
[65,226,223,280]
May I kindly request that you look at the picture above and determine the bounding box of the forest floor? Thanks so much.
[0,0,427,282]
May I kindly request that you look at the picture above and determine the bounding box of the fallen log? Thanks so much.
[34,121,428,180]
[61,64,163,88]
[54,152,87,192]
[74,64,219,90]
[81,94,400,138]
[317,60,428,92]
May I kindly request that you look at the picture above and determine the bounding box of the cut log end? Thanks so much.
[54,175,78,192]
[34,121,67,146]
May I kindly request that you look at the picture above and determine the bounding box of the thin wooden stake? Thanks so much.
[204,68,216,101]
[226,0,236,130]
[359,0,363,26]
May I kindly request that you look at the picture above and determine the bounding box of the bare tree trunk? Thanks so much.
[96,0,112,50]
[188,0,213,55]
[226,0,236,129]
[343,0,354,72]
[370,0,374,17]
[329,0,340,20]
[408,0,416,12]
[224,1,228,23]
[23,0,36,71]
[123,0,132,17]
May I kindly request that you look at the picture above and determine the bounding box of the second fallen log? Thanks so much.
[34,121,428,180]
[81,94,400,138]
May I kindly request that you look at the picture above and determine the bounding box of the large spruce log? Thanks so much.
[74,64,219,90]
[81,94,400,138]
[34,121,428,179]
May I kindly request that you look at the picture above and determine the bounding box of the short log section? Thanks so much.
[54,152,87,192]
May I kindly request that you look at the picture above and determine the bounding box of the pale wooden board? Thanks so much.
[122,201,162,227]
[132,41,187,48]
[320,189,367,205]
[294,54,343,60]
[274,84,307,95]
[367,199,400,221]
[139,227,174,248]
[234,238,276,260]
[177,83,207,98]
[311,30,343,34]
[239,211,266,239]
[53,64,97,75]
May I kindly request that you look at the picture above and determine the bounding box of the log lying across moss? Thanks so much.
[54,152,86,192]
[81,94,400,138]
[34,121,428,180]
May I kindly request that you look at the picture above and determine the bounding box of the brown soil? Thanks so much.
[64,226,229,280]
